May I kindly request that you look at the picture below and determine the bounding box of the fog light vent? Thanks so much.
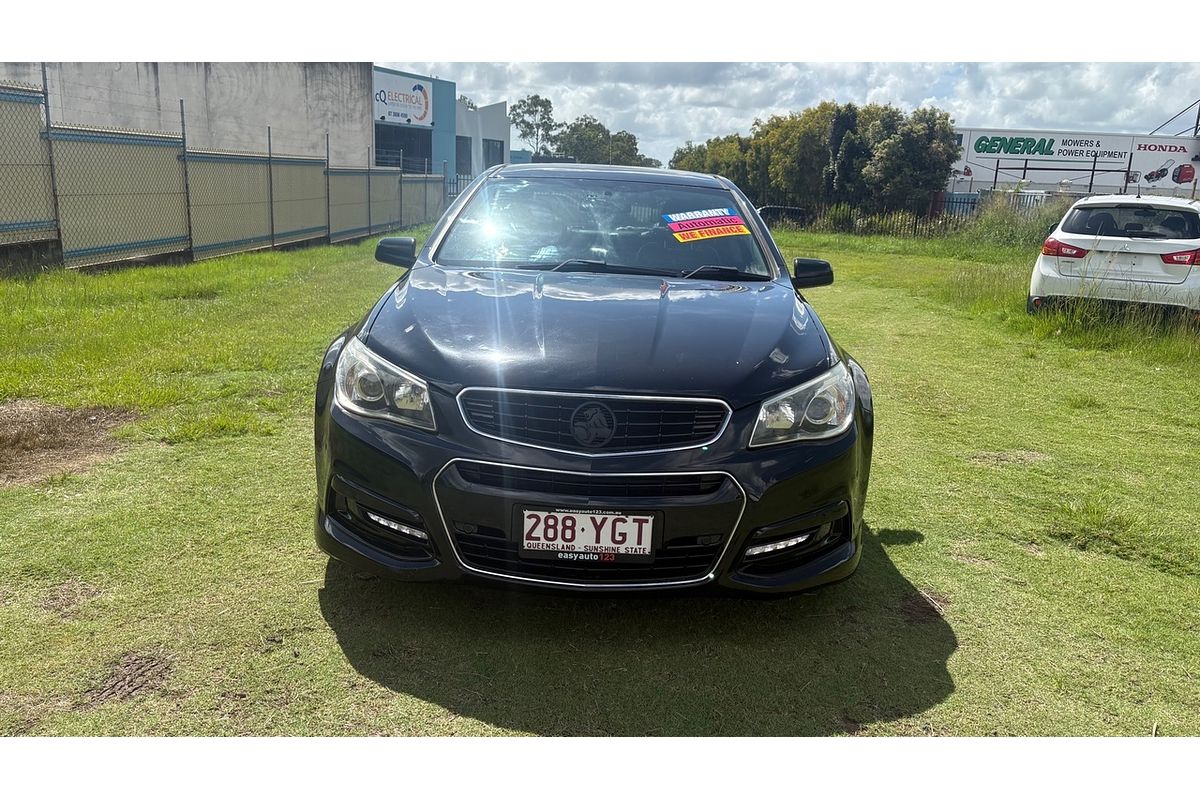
[744,532,811,558]
[365,510,429,541]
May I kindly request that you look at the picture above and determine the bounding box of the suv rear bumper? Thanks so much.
[1030,254,1200,311]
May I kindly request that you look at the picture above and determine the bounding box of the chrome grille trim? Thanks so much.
[455,387,733,457]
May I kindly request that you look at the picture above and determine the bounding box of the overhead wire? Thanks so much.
[1148,98,1200,135]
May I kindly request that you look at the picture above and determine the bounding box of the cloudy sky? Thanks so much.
[393,63,1200,167]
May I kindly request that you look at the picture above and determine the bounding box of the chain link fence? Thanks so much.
[0,83,57,249]
[0,82,447,271]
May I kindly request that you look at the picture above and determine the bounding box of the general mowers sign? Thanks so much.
[954,127,1200,188]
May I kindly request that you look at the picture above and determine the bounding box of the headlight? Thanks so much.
[750,361,855,447]
[334,337,436,431]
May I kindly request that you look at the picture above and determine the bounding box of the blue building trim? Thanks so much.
[275,225,328,240]
[45,128,182,148]
[63,235,189,259]
[192,233,274,254]
[183,152,324,166]
[183,152,269,165]
[0,219,56,234]
[0,89,44,105]
[330,225,373,239]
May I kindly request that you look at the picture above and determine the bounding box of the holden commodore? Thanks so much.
[314,163,873,594]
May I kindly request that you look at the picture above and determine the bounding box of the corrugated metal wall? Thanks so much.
[0,83,448,270]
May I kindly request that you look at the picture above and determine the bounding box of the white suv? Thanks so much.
[1029,194,1200,313]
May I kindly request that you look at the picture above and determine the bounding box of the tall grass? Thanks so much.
[951,193,1075,249]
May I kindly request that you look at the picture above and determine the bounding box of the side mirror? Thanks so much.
[375,237,417,268]
[792,257,833,289]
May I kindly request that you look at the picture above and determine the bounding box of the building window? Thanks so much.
[456,136,473,177]
[483,138,505,169]
[375,124,431,171]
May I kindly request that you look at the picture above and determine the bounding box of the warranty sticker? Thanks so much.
[662,207,733,223]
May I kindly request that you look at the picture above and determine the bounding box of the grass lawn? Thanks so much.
[0,229,1197,736]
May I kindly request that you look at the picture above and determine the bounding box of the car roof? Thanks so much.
[1074,193,1200,210]
[492,162,726,189]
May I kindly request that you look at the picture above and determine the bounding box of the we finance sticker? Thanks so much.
[663,207,750,243]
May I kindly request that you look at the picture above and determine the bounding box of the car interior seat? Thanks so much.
[1160,215,1187,238]
[1087,211,1118,236]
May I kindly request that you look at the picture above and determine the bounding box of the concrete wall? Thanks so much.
[0,62,373,165]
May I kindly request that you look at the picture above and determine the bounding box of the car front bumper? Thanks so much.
[314,389,872,595]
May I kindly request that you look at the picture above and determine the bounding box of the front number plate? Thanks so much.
[520,508,655,562]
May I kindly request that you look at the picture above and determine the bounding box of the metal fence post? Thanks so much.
[366,147,372,235]
[442,159,448,209]
[325,132,331,240]
[179,99,195,256]
[267,126,276,247]
[40,62,63,248]
[1088,153,1097,194]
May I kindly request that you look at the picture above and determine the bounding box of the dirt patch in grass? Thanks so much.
[968,450,1048,466]
[901,589,950,623]
[0,399,136,487]
[951,550,992,567]
[41,579,103,617]
[81,649,172,708]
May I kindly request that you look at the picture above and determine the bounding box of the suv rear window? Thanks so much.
[1061,204,1200,239]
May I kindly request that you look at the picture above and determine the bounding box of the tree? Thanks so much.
[457,94,477,110]
[666,101,960,212]
[751,104,835,200]
[555,115,656,167]
[862,107,959,211]
[508,94,560,155]
[670,141,707,172]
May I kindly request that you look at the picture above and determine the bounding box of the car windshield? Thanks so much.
[1061,204,1200,239]
[434,176,772,277]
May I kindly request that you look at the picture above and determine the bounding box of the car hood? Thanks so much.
[362,266,834,409]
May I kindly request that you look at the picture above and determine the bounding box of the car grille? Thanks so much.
[455,462,725,498]
[453,529,722,583]
[458,389,728,453]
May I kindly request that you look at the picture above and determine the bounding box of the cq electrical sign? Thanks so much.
[953,127,1200,188]
[373,71,433,128]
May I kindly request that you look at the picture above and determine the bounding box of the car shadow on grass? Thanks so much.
[317,528,956,735]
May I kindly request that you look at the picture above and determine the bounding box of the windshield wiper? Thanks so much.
[513,258,610,272]
[679,264,771,281]
[511,259,677,277]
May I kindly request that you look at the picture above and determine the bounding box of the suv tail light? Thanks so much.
[1042,237,1088,258]
[1160,249,1200,266]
